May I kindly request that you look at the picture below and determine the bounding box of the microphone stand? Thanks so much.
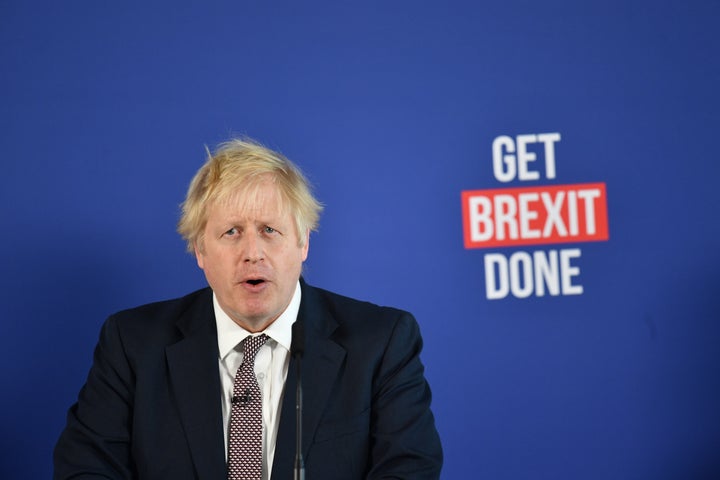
[292,321,305,480]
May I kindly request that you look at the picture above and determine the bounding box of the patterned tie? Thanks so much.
[228,334,268,480]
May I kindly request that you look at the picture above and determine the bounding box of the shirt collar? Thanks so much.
[214,281,301,360]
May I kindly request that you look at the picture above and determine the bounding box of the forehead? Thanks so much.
[209,178,288,222]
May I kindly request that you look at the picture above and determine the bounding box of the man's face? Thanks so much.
[195,180,309,332]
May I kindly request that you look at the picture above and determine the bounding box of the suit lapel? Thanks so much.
[272,282,346,479]
[166,290,227,479]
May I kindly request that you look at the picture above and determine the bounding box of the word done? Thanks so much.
[484,249,583,299]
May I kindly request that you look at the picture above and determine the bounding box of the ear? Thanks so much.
[194,241,205,269]
[301,229,310,262]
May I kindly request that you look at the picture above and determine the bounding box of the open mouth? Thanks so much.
[246,279,265,286]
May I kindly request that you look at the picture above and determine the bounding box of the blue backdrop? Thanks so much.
[2,1,719,478]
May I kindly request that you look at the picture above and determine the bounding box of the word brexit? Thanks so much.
[462,133,609,300]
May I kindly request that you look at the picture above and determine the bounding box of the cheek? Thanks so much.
[289,245,308,266]
[197,247,231,276]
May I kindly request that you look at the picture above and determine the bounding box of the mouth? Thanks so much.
[240,275,269,291]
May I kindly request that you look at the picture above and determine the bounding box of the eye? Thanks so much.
[224,227,238,236]
[263,226,279,235]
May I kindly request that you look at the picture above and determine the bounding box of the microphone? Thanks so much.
[291,320,305,480]
[231,389,252,405]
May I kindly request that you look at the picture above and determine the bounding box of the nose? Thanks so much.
[241,232,264,263]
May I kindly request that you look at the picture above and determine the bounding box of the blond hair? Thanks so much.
[178,138,322,252]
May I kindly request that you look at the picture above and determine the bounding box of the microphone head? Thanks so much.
[291,321,305,358]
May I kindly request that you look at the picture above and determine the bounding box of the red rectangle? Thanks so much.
[462,182,609,249]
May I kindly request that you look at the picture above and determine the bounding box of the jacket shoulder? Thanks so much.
[104,288,214,345]
[307,284,408,317]
[301,282,418,346]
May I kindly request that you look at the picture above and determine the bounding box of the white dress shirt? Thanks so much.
[214,281,301,480]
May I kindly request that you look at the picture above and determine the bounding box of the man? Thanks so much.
[54,139,443,479]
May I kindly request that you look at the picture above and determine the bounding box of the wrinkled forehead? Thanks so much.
[211,175,288,220]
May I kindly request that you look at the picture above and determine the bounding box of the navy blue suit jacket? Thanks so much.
[54,281,442,479]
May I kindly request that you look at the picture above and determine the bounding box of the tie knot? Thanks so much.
[242,334,268,365]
